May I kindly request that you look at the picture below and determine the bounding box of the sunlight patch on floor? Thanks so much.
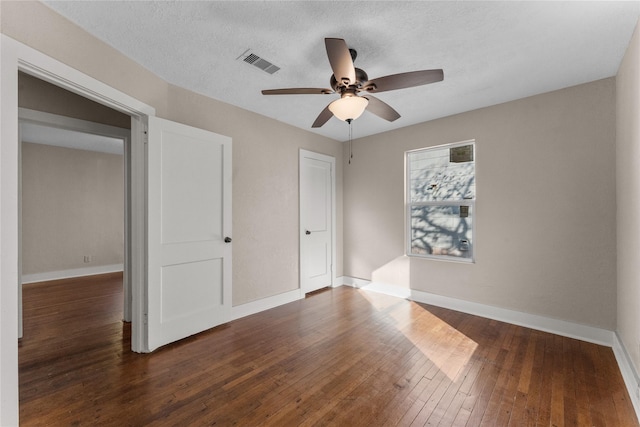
[359,283,478,382]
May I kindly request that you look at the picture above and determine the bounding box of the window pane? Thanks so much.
[410,205,473,259]
[409,145,475,202]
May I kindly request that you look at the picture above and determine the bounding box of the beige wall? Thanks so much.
[166,86,344,304]
[19,72,130,128]
[1,1,343,306]
[21,143,124,275]
[345,78,617,330]
[616,20,640,377]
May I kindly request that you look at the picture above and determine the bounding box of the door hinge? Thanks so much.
[143,312,148,325]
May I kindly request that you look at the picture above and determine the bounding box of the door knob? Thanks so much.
[305,230,311,235]
[224,237,232,243]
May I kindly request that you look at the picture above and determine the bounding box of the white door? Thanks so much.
[147,117,232,351]
[300,150,335,293]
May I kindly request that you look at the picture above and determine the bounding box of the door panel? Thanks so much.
[147,117,231,351]
[306,240,328,278]
[305,164,329,230]
[160,131,222,243]
[161,259,222,322]
[300,150,334,293]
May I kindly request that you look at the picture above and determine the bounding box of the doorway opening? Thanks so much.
[2,36,155,424]
[18,72,132,336]
[17,74,136,406]
[17,74,137,419]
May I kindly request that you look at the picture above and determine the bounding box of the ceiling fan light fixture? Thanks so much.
[328,96,369,122]
[262,38,443,128]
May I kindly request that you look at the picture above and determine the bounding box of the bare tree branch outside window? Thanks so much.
[407,143,475,260]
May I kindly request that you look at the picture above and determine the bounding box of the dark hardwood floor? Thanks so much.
[19,273,638,426]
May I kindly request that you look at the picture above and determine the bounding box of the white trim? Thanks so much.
[19,108,128,155]
[333,276,351,287]
[361,282,413,299]
[22,264,124,284]
[11,40,154,117]
[409,288,612,346]
[343,277,612,345]
[19,108,130,138]
[335,275,373,288]
[231,289,303,321]
[128,117,147,352]
[613,333,640,416]
[1,34,21,427]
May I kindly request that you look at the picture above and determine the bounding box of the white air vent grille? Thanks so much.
[244,53,260,64]
[237,49,280,75]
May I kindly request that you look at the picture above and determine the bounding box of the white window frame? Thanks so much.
[405,140,476,263]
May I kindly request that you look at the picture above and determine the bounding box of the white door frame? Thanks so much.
[299,149,337,291]
[1,34,154,425]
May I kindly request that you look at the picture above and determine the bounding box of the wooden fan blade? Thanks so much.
[325,38,356,85]
[312,104,334,128]
[362,69,444,93]
[262,88,334,95]
[362,95,401,122]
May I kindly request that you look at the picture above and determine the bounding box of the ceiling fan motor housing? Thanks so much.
[331,67,369,93]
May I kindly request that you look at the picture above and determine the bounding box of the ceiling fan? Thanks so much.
[261,38,444,128]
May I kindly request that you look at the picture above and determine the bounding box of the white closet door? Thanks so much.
[300,150,334,293]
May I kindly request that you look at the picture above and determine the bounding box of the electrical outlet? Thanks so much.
[83,255,93,263]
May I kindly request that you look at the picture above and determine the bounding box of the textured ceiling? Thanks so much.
[43,1,640,142]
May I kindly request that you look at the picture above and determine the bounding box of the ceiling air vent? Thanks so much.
[237,49,280,75]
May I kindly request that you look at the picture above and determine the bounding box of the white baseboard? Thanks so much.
[344,277,612,346]
[22,264,124,284]
[361,282,413,299]
[231,288,303,321]
[408,288,613,346]
[230,276,353,322]
[230,276,367,322]
[229,276,350,323]
[336,276,371,288]
[613,333,640,416]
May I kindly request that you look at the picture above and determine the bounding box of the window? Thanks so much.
[406,141,475,262]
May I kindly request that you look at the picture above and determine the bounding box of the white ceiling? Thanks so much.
[43,1,640,142]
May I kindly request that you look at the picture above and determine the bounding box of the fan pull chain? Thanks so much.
[348,119,353,165]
